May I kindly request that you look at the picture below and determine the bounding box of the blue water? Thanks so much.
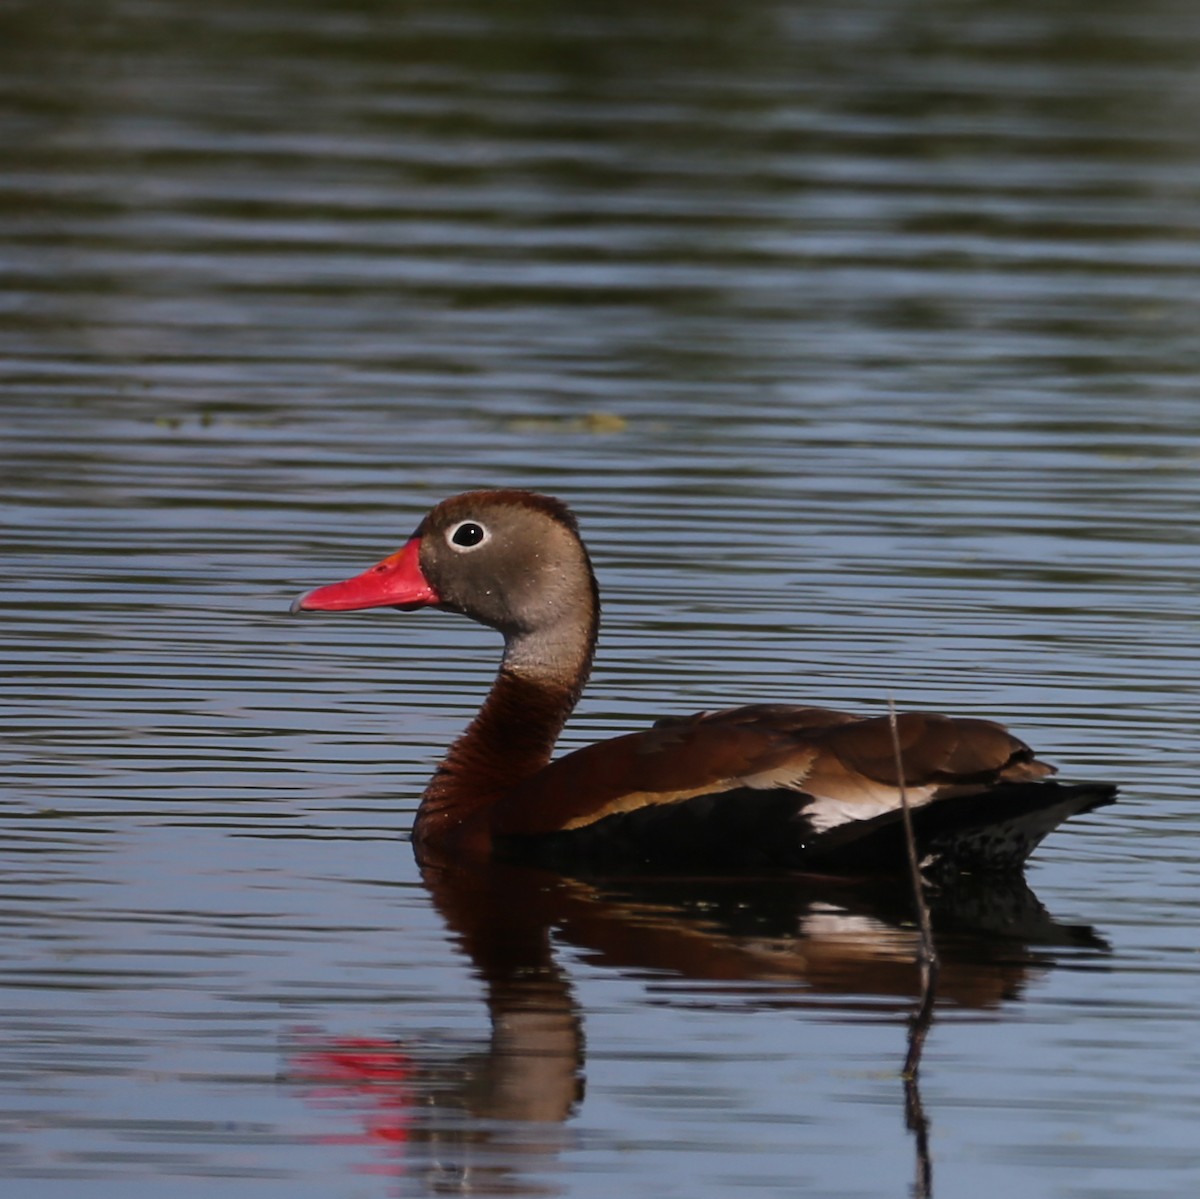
[3,1,1200,1195]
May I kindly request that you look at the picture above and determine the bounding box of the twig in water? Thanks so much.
[887,695,937,975]
[888,695,940,1199]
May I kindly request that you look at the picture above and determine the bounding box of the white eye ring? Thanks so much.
[446,520,491,552]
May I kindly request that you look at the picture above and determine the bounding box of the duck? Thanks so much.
[291,489,1116,875]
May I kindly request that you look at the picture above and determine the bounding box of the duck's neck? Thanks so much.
[413,612,597,856]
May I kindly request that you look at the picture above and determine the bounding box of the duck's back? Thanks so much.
[491,703,1116,876]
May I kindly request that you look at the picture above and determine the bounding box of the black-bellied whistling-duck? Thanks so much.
[291,489,1116,875]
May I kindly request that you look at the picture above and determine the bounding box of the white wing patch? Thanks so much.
[736,763,940,833]
[736,763,816,791]
[804,787,938,833]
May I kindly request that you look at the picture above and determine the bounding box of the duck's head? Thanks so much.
[291,490,598,648]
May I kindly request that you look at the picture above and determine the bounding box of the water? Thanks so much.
[3,0,1200,1195]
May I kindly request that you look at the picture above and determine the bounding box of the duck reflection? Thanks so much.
[287,862,1107,1196]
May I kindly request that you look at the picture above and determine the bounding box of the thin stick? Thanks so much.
[887,695,938,975]
[888,695,940,1198]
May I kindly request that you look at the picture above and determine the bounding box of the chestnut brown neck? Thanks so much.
[412,590,599,858]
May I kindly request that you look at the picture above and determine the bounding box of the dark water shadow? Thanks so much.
[286,862,1108,1197]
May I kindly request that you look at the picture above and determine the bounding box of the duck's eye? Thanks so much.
[448,520,489,551]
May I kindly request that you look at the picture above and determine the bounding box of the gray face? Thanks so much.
[416,492,596,643]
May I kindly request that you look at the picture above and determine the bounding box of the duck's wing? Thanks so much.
[491,702,1054,840]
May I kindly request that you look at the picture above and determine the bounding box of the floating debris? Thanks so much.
[503,410,628,434]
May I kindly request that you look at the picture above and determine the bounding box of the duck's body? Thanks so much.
[293,490,1115,876]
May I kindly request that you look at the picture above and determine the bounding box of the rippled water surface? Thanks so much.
[3,1,1200,1195]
